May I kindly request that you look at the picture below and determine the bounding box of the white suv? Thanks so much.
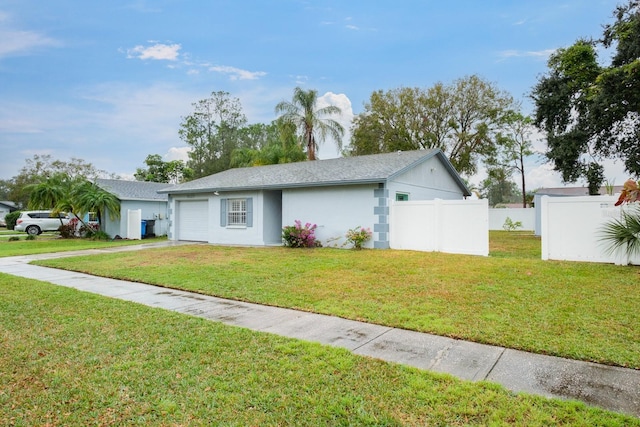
[14,210,70,235]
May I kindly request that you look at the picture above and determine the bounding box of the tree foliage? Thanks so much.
[489,112,535,207]
[480,166,522,207]
[135,154,193,184]
[275,87,344,161]
[4,155,115,208]
[27,173,120,233]
[230,120,306,167]
[348,75,515,176]
[179,91,248,178]
[532,1,640,189]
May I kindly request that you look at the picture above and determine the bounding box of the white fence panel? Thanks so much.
[126,209,142,240]
[390,199,488,256]
[489,208,535,231]
[540,195,640,265]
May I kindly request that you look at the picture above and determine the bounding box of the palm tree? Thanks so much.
[74,181,121,231]
[27,173,85,227]
[275,87,345,161]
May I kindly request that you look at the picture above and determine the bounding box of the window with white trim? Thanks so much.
[227,198,247,226]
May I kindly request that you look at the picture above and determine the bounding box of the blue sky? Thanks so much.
[0,0,627,189]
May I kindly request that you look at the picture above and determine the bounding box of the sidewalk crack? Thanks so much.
[352,327,394,351]
[484,347,507,380]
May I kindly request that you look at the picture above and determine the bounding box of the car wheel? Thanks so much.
[26,225,41,235]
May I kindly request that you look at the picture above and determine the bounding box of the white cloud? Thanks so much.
[126,43,181,60]
[209,65,267,80]
[498,49,556,60]
[346,25,359,30]
[316,92,354,159]
[0,12,59,59]
[164,146,191,162]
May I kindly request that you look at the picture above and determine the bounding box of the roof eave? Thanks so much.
[163,178,387,195]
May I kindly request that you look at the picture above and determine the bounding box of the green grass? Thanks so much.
[34,231,640,369]
[0,236,167,257]
[1,274,636,426]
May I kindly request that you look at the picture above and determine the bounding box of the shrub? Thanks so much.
[58,218,79,239]
[5,211,21,230]
[8,236,20,241]
[503,217,522,232]
[25,234,36,241]
[80,222,100,238]
[91,230,111,241]
[282,220,319,248]
[345,226,372,250]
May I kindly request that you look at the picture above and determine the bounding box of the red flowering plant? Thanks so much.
[282,220,320,248]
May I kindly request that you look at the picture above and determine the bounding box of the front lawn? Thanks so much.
[34,231,640,369]
[0,236,167,257]
[1,274,635,426]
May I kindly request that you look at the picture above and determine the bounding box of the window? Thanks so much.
[220,197,253,228]
[227,198,247,226]
[396,193,409,201]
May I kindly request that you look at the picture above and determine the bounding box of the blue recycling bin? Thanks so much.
[141,220,147,238]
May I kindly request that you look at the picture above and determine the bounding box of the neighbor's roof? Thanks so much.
[535,185,624,197]
[0,201,18,209]
[95,179,173,201]
[160,149,471,196]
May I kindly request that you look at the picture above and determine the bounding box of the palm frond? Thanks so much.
[599,205,640,259]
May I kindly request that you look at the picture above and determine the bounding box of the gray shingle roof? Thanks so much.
[0,201,18,209]
[95,179,173,201]
[161,149,470,196]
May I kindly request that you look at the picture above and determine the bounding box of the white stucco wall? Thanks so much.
[388,156,464,201]
[282,185,377,248]
[169,191,277,246]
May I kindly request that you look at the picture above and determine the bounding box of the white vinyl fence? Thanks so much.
[540,195,640,265]
[390,199,488,256]
[126,209,142,240]
[489,208,535,231]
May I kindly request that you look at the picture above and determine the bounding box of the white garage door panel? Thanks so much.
[178,200,208,241]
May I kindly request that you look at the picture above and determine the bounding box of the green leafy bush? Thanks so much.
[5,211,21,230]
[25,234,36,241]
[502,217,522,232]
[90,230,111,241]
[8,236,20,241]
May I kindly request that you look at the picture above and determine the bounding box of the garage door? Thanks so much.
[177,200,209,241]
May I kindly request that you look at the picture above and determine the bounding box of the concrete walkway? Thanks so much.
[1,241,638,418]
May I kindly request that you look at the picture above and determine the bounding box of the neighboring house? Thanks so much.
[160,149,471,248]
[0,201,18,226]
[95,179,173,238]
[533,185,624,236]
